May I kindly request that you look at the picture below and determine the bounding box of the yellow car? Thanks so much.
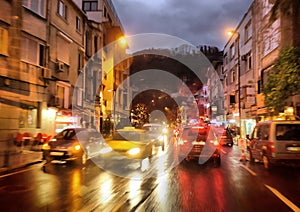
[105,127,153,160]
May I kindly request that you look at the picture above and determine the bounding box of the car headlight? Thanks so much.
[127,147,141,155]
[42,143,50,150]
[73,144,81,151]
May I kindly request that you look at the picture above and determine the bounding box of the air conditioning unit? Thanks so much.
[57,61,64,72]
[42,68,52,79]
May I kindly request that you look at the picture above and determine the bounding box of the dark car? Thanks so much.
[219,128,234,147]
[176,125,221,167]
[42,128,104,165]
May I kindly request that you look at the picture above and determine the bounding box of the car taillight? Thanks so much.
[269,141,275,153]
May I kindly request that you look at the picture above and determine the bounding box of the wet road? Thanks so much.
[0,143,299,211]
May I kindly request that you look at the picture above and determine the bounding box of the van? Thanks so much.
[247,120,300,169]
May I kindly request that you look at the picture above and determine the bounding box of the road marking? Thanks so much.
[0,167,36,179]
[265,184,300,212]
[221,149,227,154]
[240,164,257,176]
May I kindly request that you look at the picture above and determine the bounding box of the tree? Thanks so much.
[131,103,149,128]
[263,47,300,113]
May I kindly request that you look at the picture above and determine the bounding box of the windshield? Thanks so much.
[55,129,77,139]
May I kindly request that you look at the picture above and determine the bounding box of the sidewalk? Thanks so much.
[0,145,43,174]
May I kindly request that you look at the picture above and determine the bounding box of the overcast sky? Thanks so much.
[112,0,253,50]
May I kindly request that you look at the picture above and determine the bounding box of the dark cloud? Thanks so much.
[113,0,252,49]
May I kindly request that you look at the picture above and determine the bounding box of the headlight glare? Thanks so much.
[128,147,140,155]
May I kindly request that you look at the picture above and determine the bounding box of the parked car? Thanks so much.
[176,125,221,167]
[142,123,168,150]
[42,128,104,166]
[247,120,300,169]
[105,127,153,161]
[219,128,234,147]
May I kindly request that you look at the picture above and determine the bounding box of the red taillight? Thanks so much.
[269,141,275,153]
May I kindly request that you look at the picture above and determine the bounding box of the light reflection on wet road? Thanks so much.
[0,143,299,211]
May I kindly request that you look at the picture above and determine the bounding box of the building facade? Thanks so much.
[0,0,129,150]
[223,0,300,137]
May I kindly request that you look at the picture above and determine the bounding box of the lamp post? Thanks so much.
[228,30,242,138]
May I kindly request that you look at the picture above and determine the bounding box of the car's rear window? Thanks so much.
[113,131,146,141]
[276,124,300,141]
[182,127,208,138]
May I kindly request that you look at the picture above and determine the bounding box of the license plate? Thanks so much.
[50,151,64,156]
[287,147,300,151]
[192,141,205,145]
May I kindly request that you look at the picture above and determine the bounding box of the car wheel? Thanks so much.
[213,156,221,167]
[262,155,272,170]
[247,150,254,163]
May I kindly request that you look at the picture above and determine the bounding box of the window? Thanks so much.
[257,80,261,94]
[230,95,235,104]
[246,52,252,71]
[57,0,67,20]
[224,55,228,65]
[77,88,83,106]
[257,125,270,140]
[57,35,70,64]
[56,82,70,109]
[230,44,235,59]
[223,74,227,87]
[244,20,252,42]
[39,44,46,66]
[83,1,98,11]
[76,16,81,33]
[23,0,46,17]
[86,31,92,57]
[0,27,8,56]
[19,108,38,128]
[94,36,98,53]
[21,37,45,65]
[78,51,83,70]
[230,68,236,83]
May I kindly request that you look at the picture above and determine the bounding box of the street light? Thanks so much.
[228,30,242,138]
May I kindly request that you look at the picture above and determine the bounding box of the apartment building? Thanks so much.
[73,0,130,133]
[0,0,129,148]
[0,0,50,145]
[223,4,256,137]
[253,0,300,121]
[223,0,300,137]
